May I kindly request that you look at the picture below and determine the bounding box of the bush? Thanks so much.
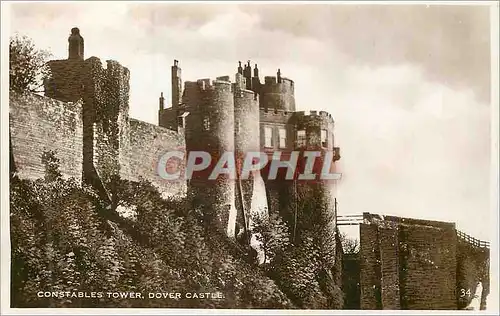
[10,152,293,308]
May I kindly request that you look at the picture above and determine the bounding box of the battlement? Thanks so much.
[259,73,296,112]
[294,110,334,120]
[45,55,130,105]
[262,76,294,94]
[233,73,256,94]
[185,76,232,92]
[293,110,335,128]
[263,76,294,87]
[234,88,257,98]
[259,107,295,116]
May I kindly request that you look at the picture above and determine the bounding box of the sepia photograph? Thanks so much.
[1,1,499,314]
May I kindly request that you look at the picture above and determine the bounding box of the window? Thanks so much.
[297,130,306,147]
[264,126,273,148]
[177,116,185,128]
[279,128,287,148]
[203,117,210,131]
[321,129,328,148]
[177,112,189,129]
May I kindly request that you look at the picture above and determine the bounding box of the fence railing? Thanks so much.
[456,229,490,249]
[337,214,363,226]
[336,215,490,249]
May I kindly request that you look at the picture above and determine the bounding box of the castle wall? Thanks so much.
[296,181,338,256]
[259,109,294,152]
[89,59,130,189]
[158,107,179,132]
[400,221,457,309]
[45,59,86,102]
[9,92,83,180]
[342,253,361,309]
[359,223,382,309]
[359,214,459,310]
[46,57,95,187]
[234,88,260,154]
[271,108,341,307]
[379,227,400,309]
[119,118,186,198]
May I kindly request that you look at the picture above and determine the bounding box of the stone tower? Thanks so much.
[233,62,262,240]
[182,77,238,237]
[44,27,130,205]
[290,111,340,263]
[158,61,341,247]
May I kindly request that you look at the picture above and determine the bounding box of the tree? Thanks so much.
[339,232,360,254]
[9,34,51,93]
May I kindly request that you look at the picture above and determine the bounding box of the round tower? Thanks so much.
[259,69,296,112]
[234,71,261,240]
[290,110,339,268]
[183,77,237,237]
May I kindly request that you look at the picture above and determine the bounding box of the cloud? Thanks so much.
[330,64,491,239]
[243,4,491,103]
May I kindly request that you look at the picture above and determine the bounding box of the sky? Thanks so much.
[6,2,495,242]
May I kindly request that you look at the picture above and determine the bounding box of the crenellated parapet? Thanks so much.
[259,73,296,112]
[291,110,335,151]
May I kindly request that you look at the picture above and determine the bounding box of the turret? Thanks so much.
[171,59,182,108]
[68,27,84,60]
[243,60,252,90]
[252,64,261,95]
[259,68,295,112]
[238,61,243,75]
[159,92,165,110]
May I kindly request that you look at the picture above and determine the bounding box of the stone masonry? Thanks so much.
[358,213,490,310]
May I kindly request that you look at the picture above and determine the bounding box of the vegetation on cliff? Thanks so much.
[10,152,293,308]
[10,150,347,308]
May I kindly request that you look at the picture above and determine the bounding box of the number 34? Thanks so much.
[460,288,471,298]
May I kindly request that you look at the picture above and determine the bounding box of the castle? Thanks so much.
[9,28,490,310]
[11,28,341,244]
[158,58,341,239]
